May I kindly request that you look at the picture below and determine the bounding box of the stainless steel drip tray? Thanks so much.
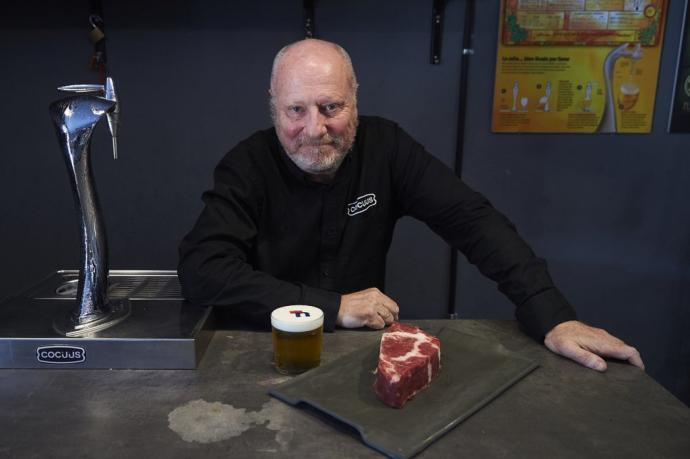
[0,270,213,369]
[30,269,184,301]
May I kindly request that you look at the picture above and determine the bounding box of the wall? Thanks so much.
[458,1,690,406]
[0,0,687,405]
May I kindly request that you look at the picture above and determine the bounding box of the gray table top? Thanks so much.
[1,320,688,458]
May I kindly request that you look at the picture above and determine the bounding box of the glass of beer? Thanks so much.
[271,305,323,375]
[618,82,640,111]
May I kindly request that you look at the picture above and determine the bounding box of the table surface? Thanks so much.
[1,320,689,458]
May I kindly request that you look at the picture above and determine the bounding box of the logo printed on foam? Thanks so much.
[289,310,311,318]
[347,193,377,216]
[36,345,86,364]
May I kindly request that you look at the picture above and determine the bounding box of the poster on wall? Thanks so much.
[492,0,668,134]
[668,0,690,133]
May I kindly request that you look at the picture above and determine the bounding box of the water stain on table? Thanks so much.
[168,398,294,450]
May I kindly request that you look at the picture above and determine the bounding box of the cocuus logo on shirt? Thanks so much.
[347,193,377,216]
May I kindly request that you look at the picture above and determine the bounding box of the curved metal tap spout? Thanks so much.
[59,76,119,159]
[49,83,129,336]
[104,78,120,159]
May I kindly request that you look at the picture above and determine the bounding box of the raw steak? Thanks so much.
[373,322,441,408]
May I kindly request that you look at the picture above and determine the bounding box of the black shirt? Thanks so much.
[178,116,577,340]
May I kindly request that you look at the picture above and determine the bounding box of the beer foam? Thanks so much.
[620,83,640,95]
[271,305,324,332]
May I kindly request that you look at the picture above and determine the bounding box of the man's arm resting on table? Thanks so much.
[335,288,646,373]
[333,283,646,372]
[544,320,645,371]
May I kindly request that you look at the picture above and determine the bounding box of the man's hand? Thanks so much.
[337,288,399,329]
[544,320,644,371]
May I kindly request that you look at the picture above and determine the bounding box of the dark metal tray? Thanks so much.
[270,326,538,458]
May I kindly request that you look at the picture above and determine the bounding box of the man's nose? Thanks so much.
[305,108,327,138]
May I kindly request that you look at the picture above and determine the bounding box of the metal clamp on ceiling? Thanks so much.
[88,0,107,81]
[304,0,316,38]
[430,0,446,64]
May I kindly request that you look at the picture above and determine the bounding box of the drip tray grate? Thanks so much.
[31,270,183,301]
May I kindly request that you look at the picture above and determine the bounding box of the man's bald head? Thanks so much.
[270,39,358,112]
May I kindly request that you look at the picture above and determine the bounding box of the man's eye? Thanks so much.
[288,106,304,115]
[323,103,341,113]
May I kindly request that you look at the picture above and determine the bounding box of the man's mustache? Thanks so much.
[297,134,344,148]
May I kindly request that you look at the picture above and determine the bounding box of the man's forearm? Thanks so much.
[177,245,341,329]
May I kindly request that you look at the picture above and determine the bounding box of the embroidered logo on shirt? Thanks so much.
[347,193,377,216]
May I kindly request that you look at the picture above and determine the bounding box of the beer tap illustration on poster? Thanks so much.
[492,0,668,134]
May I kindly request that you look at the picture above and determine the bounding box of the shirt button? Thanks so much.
[322,268,330,277]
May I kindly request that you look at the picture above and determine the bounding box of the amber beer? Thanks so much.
[271,305,323,374]
[618,83,640,111]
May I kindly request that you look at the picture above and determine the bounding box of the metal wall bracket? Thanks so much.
[448,0,476,319]
[304,0,315,38]
[431,0,446,64]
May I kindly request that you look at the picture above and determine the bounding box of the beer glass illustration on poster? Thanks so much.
[492,0,668,134]
[668,0,690,133]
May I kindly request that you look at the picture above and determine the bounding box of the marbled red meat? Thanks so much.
[373,322,441,408]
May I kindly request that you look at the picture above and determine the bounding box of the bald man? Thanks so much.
[178,39,643,372]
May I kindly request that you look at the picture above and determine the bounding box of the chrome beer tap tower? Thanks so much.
[0,78,213,368]
[49,78,129,337]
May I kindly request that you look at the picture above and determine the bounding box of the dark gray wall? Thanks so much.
[0,1,687,405]
[457,1,690,406]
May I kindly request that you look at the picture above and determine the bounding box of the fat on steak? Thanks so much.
[373,322,441,408]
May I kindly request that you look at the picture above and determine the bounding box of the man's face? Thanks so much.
[271,51,358,179]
